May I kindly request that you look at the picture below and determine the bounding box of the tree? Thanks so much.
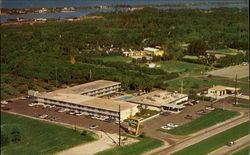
[187,40,207,56]
[10,128,21,142]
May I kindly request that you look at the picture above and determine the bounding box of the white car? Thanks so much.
[28,103,36,107]
[167,123,178,128]
[205,107,215,111]
[76,113,84,116]
[58,108,65,113]
[1,101,8,105]
[161,126,172,130]
[39,114,48,119]
[89,125,99,129]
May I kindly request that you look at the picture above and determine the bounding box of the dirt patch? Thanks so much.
[207,64,249,79]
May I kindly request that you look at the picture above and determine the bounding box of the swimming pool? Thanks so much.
[114,95,133,101]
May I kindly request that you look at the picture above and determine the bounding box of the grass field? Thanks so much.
[165,77,249,93]
[239,77,249,82]
[94,56,132,63]
[174,121,249,155]
[1,112,95,155]
[233,104,249,108]
[96,136,163,155]
[232,145,250,155]
[159,109,239,135]
[156,60,209,74]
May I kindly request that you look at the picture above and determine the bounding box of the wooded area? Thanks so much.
[0,7,248,99]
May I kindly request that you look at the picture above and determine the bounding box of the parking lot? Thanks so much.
[1,98,126,134]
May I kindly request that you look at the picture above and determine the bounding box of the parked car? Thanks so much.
[184,115,193,120]
[190,100,199,104]
[160,112,170,116]
[51,117,60,121]
[85,115,93,119]
[28,103,37,107]
[161,126,172,130]
[1,101,8,105]
[183,102,194,106]
[104,118,115,123]
[205,106,215,111]
[227,141,236,146]
[89,125,99,129]
[196,110,206,115]
[39,114,48,119]
[76,113,84,116]
[167,123,178,128]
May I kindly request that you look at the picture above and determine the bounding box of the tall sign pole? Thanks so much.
[119,104,121,146]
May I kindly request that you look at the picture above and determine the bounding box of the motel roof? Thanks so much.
[51,80,121,95]
[164,103,185,109]
[39,92,136,112]
[127,90,188,107]
[209,85,241,91]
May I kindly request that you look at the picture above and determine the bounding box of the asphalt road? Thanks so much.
[208,135,249,155]
[144,112,249,155]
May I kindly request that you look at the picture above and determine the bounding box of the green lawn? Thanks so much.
[239,77,249,83]
[233,104,249,108]
[1,112,95,155]
[135,109,159,119]
[183,55,199,60]
[94,56,132,63]
[165,77,249,93]
[159,109,239,135]
[232,145,250,155]
[156,60,209,74]
[174,121,249,155]
[96,136,163,155]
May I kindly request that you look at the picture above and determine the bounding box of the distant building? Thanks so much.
[123,47,164,57]
[123,51,145,57]
[52,80,121,97]
[143,47,164,56]
[207,85,241,98]
[36,80,137,121]
[37,93,138,121]
[127,90,188,113]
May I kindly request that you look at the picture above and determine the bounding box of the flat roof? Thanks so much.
[209,85,241,91]
[39,92,136,112]
[164,103,185,109]
[51,80,121,95]
[143,47,159,52]
[127,90,188,106]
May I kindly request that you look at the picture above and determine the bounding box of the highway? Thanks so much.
[208,135,249,155]
[144,112,249,155]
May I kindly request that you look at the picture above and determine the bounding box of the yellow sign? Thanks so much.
[127,116,140,136]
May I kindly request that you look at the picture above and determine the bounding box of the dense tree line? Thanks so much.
[215,53,248,67]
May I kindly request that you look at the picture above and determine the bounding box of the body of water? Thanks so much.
[2,0,247,9]
[114,95,133,101]
[1,0,248,23]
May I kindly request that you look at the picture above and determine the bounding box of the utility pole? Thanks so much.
[234,74,238,105]
[181,80,183,94]
[118,104,121,146]
[89,69,92,80]
[55,66,58,88]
